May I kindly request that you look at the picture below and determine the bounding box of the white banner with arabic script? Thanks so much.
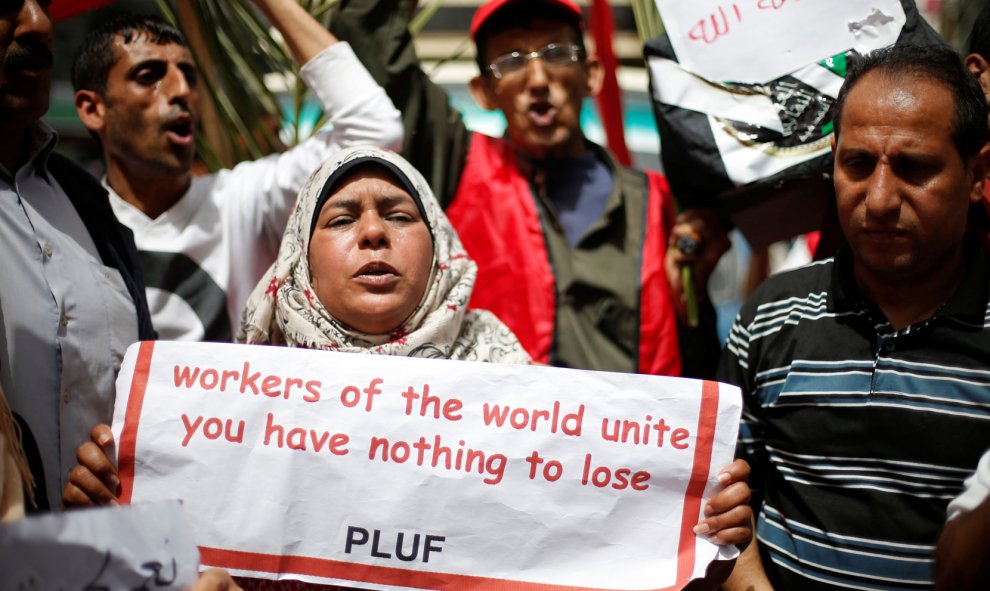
[655,0,905,83]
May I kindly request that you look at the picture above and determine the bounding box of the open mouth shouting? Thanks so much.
[354,261,401,288]
[528,100,558,127]
[163,114,195,146]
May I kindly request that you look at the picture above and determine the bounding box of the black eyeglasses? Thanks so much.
[486,43,584,80]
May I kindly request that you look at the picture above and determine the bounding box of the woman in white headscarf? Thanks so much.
[238,145,531,364]
[65,148,751,591]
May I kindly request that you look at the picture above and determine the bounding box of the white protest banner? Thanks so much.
[113,341,741,590]
[0,500,199,590]
[654,0,906,83]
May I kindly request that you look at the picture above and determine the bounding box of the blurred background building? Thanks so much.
[50,0,986,172]
[46,0,990,341]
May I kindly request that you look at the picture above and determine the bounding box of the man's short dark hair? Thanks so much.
[72,14,186,95]
[832,44,988,160]
[473,1,584,75]
[968,2,990,60]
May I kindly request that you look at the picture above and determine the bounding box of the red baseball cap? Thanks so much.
[48,0,113,21]
[470,0,584,40]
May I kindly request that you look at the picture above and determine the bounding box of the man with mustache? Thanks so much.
[718,44,990,590]
[330,0,729,377]
[0,0,156,512]
[71,0,402,342]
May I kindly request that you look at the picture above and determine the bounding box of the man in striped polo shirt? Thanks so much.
[719,44,990,591]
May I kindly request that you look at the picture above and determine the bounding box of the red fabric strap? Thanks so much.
[589,0,631,167]
[449,134,681,374]
[638,171,681,376]
[447,133,556,364]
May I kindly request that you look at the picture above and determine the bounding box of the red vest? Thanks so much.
[446,133,681,375]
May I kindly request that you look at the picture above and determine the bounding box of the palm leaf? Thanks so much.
[629,0,664,42]
[162,0,445,171]
[410,0,441,34]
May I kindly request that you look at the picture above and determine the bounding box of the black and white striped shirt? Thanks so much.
[718,246,990,591]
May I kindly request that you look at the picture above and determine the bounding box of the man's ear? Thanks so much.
[965,53,990,95]
[469,75,498,111]
[584,54,604,98]
[968,144,990,204]
[74,89,106,135]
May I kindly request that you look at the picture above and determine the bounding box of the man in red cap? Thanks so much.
[330,0,728,378]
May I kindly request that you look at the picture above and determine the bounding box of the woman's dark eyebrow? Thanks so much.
[323,196,360,210]
[378,194,415,208]
[325,194,413,209]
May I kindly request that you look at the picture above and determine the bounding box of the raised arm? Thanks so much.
[330,0,470,206]
[250,0,338,65]
[245,0,403,153]
[218,0,404,294]
[666,207,730,379]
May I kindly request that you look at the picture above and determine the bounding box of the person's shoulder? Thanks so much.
[46,153,116,224]
[738,258,835,323]
[613,164,649,190]
[47,152,105,195]
[755,257,834,295]
[584,142,624,173]
[601,153,648,202]
[601,150,670,199]
[193,166,237,200]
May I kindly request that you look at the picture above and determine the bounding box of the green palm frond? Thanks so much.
[161,0,449,171]
[155,0,338,170]
[410,0,441,34]
[629,0,664,42]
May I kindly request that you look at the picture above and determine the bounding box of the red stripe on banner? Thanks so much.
[48,0,113,21]
[203,546,693,591]
[590,0,632,167]
[116,340,156,505]
[676,381,721,583]
[200,382,726,590]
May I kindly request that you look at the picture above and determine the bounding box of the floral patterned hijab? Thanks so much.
[239,146,530,364]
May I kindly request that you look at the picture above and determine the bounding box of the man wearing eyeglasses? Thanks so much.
[331,0,728,377]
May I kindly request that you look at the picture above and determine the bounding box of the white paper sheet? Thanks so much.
[113,341,742,590]
[654,0,906,83]
[0,501,199,591]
